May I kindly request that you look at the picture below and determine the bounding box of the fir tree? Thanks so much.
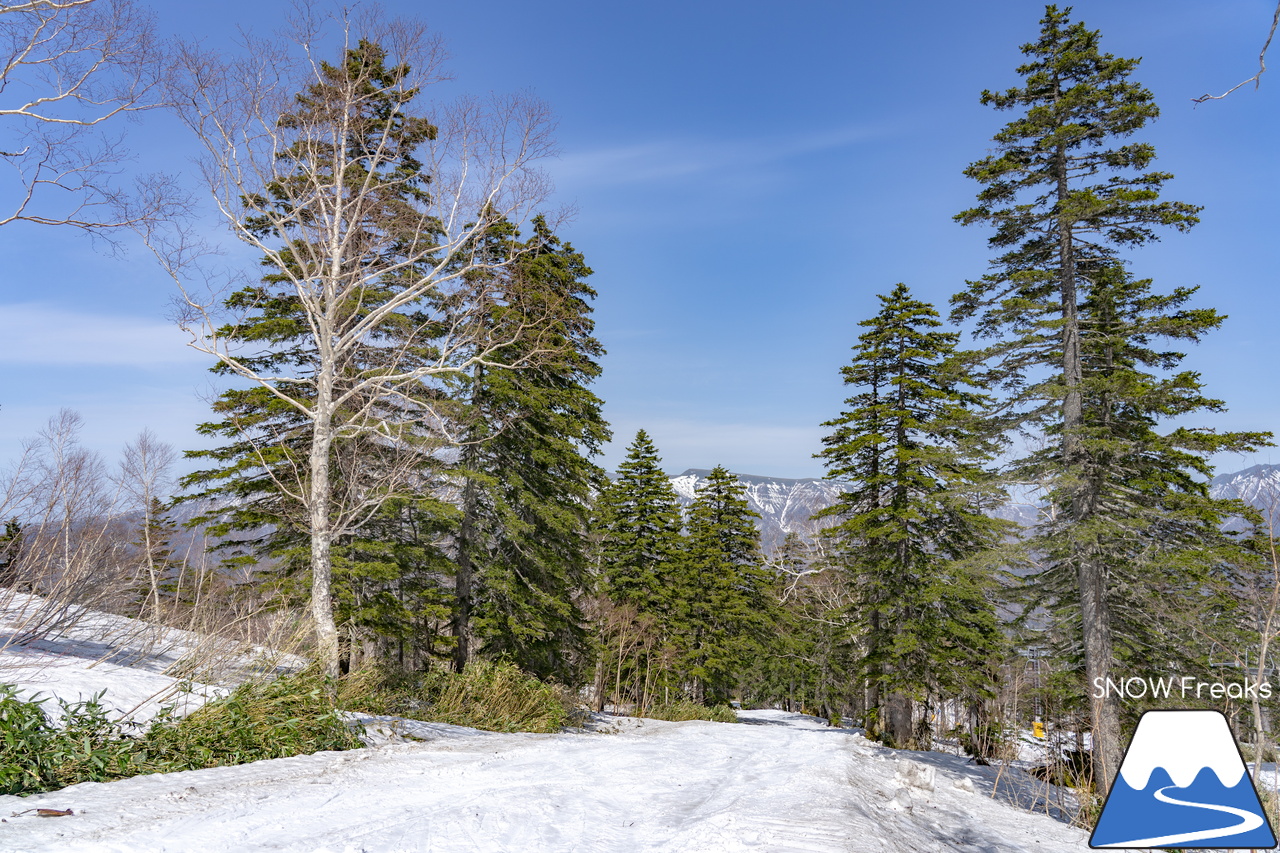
[951,5,1267,784]
[177,39,456,673]
[0,518,23,587]
[330,496,458,669]
[591,430,684,710]
[595,430,684,612]
[129,497,183,617]
[1016,264,1268,695]
[818,284,1008,748]
[670,466,771,703]
[449,217,610,681]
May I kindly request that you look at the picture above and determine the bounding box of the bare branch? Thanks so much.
[0,0,181,241]
[143,4,561,675]
[1193,1,1280,104]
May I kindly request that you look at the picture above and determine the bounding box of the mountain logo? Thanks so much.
[1090,710,1277,849]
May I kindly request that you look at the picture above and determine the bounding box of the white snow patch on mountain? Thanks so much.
[669,469,845,550]
[1211,464,1280,525]
[662,462,1279,549]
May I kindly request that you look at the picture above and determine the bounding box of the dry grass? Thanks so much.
[342,660,570,734]
[643,700,738,724]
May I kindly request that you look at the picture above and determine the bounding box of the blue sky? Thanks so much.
[2,0,1278,480]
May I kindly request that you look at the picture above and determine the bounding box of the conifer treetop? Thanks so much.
[953,4,1201,335]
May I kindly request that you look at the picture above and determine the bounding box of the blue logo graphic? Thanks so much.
[1090,710,1277,849]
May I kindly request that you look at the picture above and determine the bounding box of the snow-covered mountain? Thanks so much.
[178,465,1278,562]
[665,470,1047,551]
[1210,464,1280,524]
[990,491,1045,528]
[662,463,1280,552]
[668,469,845,552]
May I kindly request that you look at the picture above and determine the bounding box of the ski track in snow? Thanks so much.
[0,711,1089,853]
[0,596,1089,852]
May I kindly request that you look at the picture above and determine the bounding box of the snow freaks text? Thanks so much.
[1092,676,1273,701]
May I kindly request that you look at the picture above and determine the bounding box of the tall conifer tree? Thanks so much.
[818,284,1007,748]
[1017,264,1268,695]
[176,39,458,674]
[671,466,771,703]
[449,218,610,681]
[0,519,22,587]
[591,430,684,710]
[595,430,684,612]
[952,6,1268,785]
[129,497,184,617]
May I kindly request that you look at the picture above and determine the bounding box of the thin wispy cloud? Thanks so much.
[0,304,205,368]
[551,121,903,189]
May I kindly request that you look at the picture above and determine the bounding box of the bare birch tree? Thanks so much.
[0,410,136,645]
[117,428,175,619]
[143,6,560,675]
[0,0,176,239]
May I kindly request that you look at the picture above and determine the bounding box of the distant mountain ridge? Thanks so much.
[667,469,844,552]
[1209,464,1280,518]
[664,468,1045,551]
[659,463,1280,552]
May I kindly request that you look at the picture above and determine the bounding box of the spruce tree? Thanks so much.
[953,5,1269,785]
[670,466,771,703]
[591,431,684,709]
[129,497,183,618]
[818,284,1007,748]
[183,422,456,669]
[0,518,23,587]
[448,217,610,681]
[595,430,684,612]
[1016,264,1268,697]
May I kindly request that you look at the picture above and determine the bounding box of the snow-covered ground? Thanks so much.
[1,711,1091,853]
[0,590,300,724]
[0,595,1092,852]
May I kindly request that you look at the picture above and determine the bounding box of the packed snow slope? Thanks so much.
[1,708,1089,852]
[0,594,1089,852]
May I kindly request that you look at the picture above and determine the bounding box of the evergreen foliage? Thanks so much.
[449,217,610,682]
[743,532,852,717]
[128,498,190,616]
[952,5,1271,785]
[177,43,605,679]
[180,372,455,671]
[670,466,771,703]
[176,38,457,675]
[0,518,23,587]
[817,284,1008,748]
[595,430,684,611]
[328,498,458,668]
[1016,264,1269,682]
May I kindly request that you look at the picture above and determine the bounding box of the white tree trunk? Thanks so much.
[309,367,339,677]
